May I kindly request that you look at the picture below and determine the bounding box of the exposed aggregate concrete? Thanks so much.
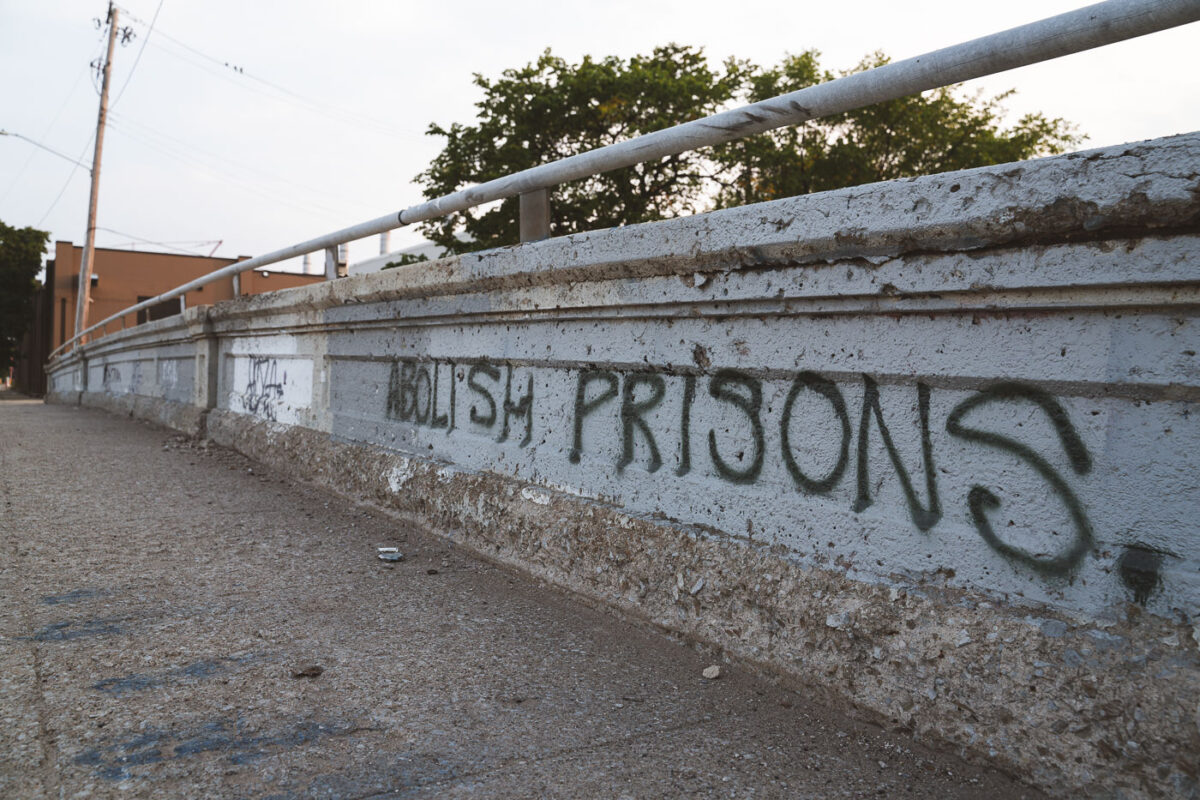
[206,408,1200,799]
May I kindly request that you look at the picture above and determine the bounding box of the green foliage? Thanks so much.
[417,47,1082,254]
[0,220,48,372]
[711,51,1082,206]
[416,45,743,254]
[381,252,430,270]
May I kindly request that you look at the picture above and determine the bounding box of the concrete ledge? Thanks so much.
[206,408,1199,798]
[209,132,1200,326]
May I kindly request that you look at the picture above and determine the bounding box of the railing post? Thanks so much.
[324,246,339,280]
[198,324,219,412]
[519,189,551,243]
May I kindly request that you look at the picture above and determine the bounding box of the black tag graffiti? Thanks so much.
[243,358,285,421]
[945,382,1093,576]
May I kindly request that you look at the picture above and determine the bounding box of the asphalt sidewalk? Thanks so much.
[0,393,1042,799]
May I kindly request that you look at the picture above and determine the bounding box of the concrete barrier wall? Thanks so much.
[48,133,1200,797]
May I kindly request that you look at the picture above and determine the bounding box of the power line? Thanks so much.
[110,0,164,109]
[32,14,115,227]
[35,133,96,227]
[94,226,218,256]
[88,9,114,96]
[0,130,94,171]
[0,66,90,205]
[103,118,353,221]
[104,117,352,218]
[106,109,378,214]
[115,6,422,141]
[147,36,419,141]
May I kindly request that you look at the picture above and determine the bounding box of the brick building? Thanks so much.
[12,242,324,395]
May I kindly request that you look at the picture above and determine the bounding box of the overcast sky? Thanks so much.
[2,0,1197,273]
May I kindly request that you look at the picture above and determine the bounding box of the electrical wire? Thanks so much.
[0,131,93,171]
[89,13,112,97]
[105,238,220,249]
[35,133,95,227]
[110,0,165,109]
[105,117,353,219]
[144,37,418,142]
[115,5,421,141]
[103,118,353,221]
[33,16,112,227]
[0,66,91,205]
[106,109,379,214]
[94,226,217,255]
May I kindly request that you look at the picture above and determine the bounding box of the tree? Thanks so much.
[381,252,429,270]
[710,51,1081,207]
[416,45,743,254]
[417,47,1080,254]
[0,220,48,373]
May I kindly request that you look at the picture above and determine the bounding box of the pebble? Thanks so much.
[1039,619,1069,638]
[291,664,323,679]
[702,665,722,680]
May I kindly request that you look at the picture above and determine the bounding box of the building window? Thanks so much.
[135,296,182,325]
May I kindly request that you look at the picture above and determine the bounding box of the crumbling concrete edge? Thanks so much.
[202,407,1199,799]
[204,132,1200,326]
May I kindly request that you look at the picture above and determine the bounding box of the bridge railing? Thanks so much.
[49,0,1200,361]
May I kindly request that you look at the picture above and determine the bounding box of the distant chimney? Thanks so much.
[302,253,312,274]
[379,231,390,255]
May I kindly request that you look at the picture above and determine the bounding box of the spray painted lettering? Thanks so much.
[383,359,1097,577]
[387,359,455,430]
[102,364,121,391]
[572,369,1092,576]
[387,358,532,446]
[243,358,286,421]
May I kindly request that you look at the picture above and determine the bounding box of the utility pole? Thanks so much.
[74,1,118,343]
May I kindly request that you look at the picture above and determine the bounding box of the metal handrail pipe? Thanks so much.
[396,0,1200,224]
[50,0,1200,361]
[48,211,403,359]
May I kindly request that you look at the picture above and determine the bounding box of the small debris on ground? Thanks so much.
[426,568,439,575]
[702,665,722,680]
[291,664,323,679]
[377,547,404,562]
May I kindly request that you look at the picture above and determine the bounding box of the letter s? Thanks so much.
[946,382,1093,576]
